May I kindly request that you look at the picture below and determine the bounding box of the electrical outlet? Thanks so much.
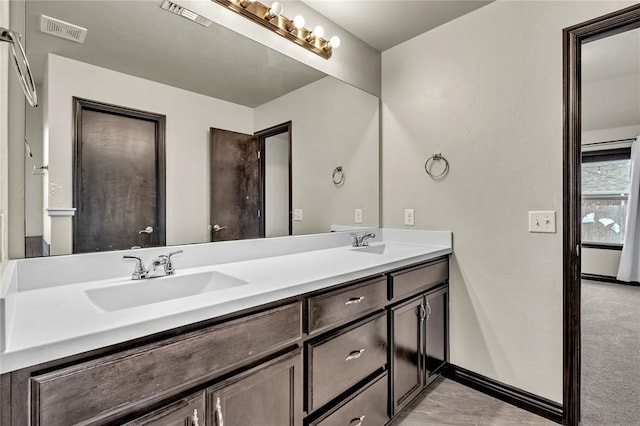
[354,209,363,224]
[404,209,415,226]
[294,209,303,221]
[528,211,556,233]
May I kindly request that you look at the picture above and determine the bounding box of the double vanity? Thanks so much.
[0,229,452,425]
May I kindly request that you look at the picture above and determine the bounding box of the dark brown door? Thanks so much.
[210,128,261,241]
[73,98,166,253]
[391,294,424,416]
[425,287,448,380]
[208,351,302,426]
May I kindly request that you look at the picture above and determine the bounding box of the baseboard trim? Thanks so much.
[581,273,640,287]
[443,364,563,424]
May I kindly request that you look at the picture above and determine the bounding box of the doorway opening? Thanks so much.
[563,4,640,425]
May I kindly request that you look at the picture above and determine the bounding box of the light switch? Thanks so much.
[354,209,363,224]
[404,209,415,226]
[294,209,303,221]
[528,211,556,233]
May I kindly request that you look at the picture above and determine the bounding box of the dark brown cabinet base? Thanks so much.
[1,256,449,426]
[207,350,302,426]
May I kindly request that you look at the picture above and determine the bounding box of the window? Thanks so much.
[581,148,631,246]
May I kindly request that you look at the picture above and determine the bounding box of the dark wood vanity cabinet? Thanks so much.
[207,351,303,426]
[1,256,449,426]
[123,392,205,426]
[390,280,449,416]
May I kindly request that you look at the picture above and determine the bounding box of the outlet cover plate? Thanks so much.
[293,209,303,222]
[529,211,556,233]
[404,209,415,226]
[354,209,363,224]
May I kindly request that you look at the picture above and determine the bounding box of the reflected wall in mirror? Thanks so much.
[580,27,640,425]
[23,1,380,257]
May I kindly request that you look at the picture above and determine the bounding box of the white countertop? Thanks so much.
[0,229,451,373]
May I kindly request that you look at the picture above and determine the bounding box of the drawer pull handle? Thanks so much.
[345,348,365,361]
[349,415,366,426]
[215,397,224,426]
[345,296,365,305]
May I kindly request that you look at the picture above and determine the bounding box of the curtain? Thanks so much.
[617,137,640,282]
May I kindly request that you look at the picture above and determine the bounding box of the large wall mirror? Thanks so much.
[21,0,380,257]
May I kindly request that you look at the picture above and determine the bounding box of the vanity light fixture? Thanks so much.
[212,0,340,59]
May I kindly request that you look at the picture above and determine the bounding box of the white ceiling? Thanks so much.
[302,0,494,52]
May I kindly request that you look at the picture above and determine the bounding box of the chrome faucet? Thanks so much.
[351,232,376,247]
[123,250,183,280]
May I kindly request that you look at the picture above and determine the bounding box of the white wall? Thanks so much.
[44,54,254,255]
[382,0,635,402]
[255,76,379,235]
[581,29,640,278]
[265,133,290,238]
[25,94,44,237]
[582,248,622,277]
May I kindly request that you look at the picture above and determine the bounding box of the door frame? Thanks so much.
[255,121,293,236]
[72,97,166,252]
[562,4,640,425]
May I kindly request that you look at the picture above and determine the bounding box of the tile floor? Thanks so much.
[390,378,556,426]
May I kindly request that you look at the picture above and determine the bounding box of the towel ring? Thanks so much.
[332,166,344,185]
[424,153,449,178]
[0,28,38,107]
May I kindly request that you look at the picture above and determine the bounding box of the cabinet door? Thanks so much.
[390,294,424,415]
[123,392,204,426]
[424,287,448,380]
[208,351,302,426]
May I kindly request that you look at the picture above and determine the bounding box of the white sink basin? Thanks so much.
[86,271,249,312]
[350,244,388,255]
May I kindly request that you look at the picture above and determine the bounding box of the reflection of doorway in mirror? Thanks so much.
[579,26,640,425]
[259,123,292,238]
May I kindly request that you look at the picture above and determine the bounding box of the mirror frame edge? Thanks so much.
[562,4,640,425]
[8,0,26,260]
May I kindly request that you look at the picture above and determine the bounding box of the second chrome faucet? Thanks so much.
[351,232,376,247]
[123,250,183,280]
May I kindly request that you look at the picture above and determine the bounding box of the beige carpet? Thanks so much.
[581,280,640,426]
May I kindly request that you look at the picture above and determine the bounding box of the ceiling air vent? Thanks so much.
[161,1,213,27]
[40,15,87,43]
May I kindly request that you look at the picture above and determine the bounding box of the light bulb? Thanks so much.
[313,25,325,39]
[268,1,283,17]
[293,15,305,29]
[329,35,341,48]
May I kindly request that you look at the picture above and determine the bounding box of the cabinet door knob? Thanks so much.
[215,397,224,426]
[345,348,365,361]
[419,303,427,323]
[349,415,366,426]
[345,296,365,305]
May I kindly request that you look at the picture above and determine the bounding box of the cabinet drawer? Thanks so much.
[310,373,388,426]
[390,258,448,301]
[30,302,302,426]
[308,276,387,336]
[308,313,387,412]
